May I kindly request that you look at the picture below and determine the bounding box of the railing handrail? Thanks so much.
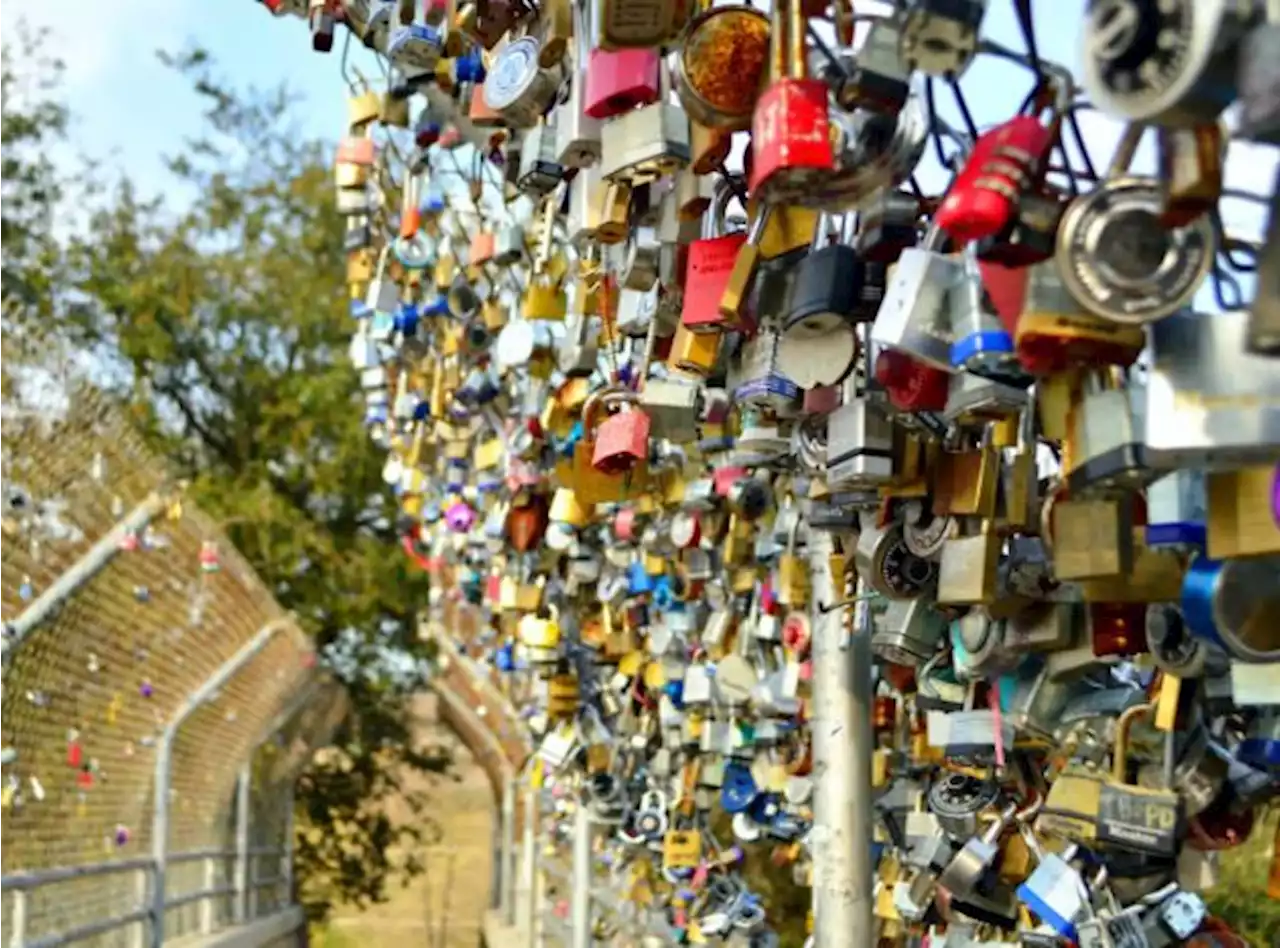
[1,857,156,892]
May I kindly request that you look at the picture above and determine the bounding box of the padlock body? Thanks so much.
[600,104,692,182]
[592,409,652,473]
[584,48,661,119]
[749,79,833,199]
[681,234,747,331]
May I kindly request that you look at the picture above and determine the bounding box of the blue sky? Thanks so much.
[3,0,1274,261]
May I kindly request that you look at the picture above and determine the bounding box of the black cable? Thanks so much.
[1013,0,1042,81]
[924,79,955,170]
[948,78,980,142]
[1211,259,1244,311]
[1065,110,1099,182]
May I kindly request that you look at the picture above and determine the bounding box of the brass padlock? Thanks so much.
[1206,465,1280,559]
[1046,492,1134,582]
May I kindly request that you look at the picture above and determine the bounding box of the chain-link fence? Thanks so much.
[1,382,348,947]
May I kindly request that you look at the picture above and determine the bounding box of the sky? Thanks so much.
[2,0,1274,275]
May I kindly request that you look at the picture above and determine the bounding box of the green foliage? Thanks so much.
[1,23,69,312]
[1206,808,1280,948]
[2,34,450,922]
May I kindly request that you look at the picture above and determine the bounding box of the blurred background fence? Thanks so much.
[1,382,349,946]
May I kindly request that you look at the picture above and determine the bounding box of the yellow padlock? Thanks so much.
[522,274,568,320]
[661,829,702,871]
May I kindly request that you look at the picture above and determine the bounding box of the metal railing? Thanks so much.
[1,383,348,946]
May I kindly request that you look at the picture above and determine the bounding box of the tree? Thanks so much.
[3,35,452,922]
[1,23,68,313]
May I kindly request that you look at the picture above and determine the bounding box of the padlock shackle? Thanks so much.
[1111,701,1154,783]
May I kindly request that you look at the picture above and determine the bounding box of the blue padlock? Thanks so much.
[453,51,486,83]
[627,561,654,596]
[393,303,420,335]
[720,763,757,814]
[495,643,515,672]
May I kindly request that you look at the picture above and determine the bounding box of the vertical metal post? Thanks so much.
[282,778,296,906]
[234,765,251,923]
[520,783,538,948]
[809,530,874,947]
[149,740,172,948]
[501,775,517,925]
[199,857,216,934]
[132,867,150,948]
[570,801,592,948]
[8,890,28,948]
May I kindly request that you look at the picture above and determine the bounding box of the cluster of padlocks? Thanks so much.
[258,0,1280,943]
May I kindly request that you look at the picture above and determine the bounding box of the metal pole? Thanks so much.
[570,801,592,948]
[234,766,251,923]
[282,778,296,906]
[501,776,517,925]
[8,890,27,948]
[520,784,538,948]
[150,617,292,948]
[199,857,216,934]
[2,493,166,655]
[809,530,874,947]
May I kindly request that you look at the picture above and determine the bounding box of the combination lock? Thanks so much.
[1081,0,1258,127]
[856,523,940,600]
[1055,175,1216,325]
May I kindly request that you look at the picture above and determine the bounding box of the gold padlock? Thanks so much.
[661,829,702,870]
[522,274,568,320]
[669,324,722,376]
[348,87,383,128]
[1206,465,1280,559]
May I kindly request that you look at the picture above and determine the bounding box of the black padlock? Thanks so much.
[855,190,920,264]
[784,213,867,337]
[975,189,1064,267]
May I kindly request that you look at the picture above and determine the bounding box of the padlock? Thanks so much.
[598,53,691,183]
[669,324,722,376]
[1046,493,1134,582]
[348,82,383,127]
[673,5,769,131]
[855,189,921,265]
[935,81,1067,245]
[749,0,832,202]
[522,272,568,320]
[482,35,563,129]
[1013,259,1147,375]
[1180,554,1280,664]
[682,182,746,333]
[574,387,650,503]
[1065,368,1155,499]
[730,327,801,416]
[897,0,986,78]
[1250,166,1280,356]
[935,520,999,606]
[584,46,660,119]
[517,115,565,196]
[596,0,690,50]
[871,241,960,372]
[1157,122,1225,227]
[826,393,895,490]
[1080,0,1257,127]
[1143,307,1280,471]
[1056,124,1216,327]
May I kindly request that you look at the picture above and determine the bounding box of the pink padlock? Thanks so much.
[583,48,661,120]
[444,500,477,533]
[1271,462,1279,526]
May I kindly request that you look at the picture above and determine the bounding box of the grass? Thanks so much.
[1209,808,1280,947]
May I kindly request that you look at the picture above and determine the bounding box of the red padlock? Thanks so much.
[336,136,377,166]
[935,90,1062,245]
[749,0,833,200]
[591,391,652,474]
[682,183,747,332]
[584,47,661,119]
[874,350,949,413]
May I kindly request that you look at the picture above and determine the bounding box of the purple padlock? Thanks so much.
[444,500,476,533]
[1272,463,1280,527]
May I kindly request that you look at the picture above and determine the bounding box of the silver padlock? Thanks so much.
[826,393,895,490]
[640,375,700,442]
[483,36,564,128]
[1144,307,1280,470]
[871,243,960,371]
[493,223,526,266]
[898,0,987,78]
[1081,0,1259,127]
[518,116,565,196]
[599,55,691,184]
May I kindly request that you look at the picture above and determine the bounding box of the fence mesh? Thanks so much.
[1,382,332,945]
